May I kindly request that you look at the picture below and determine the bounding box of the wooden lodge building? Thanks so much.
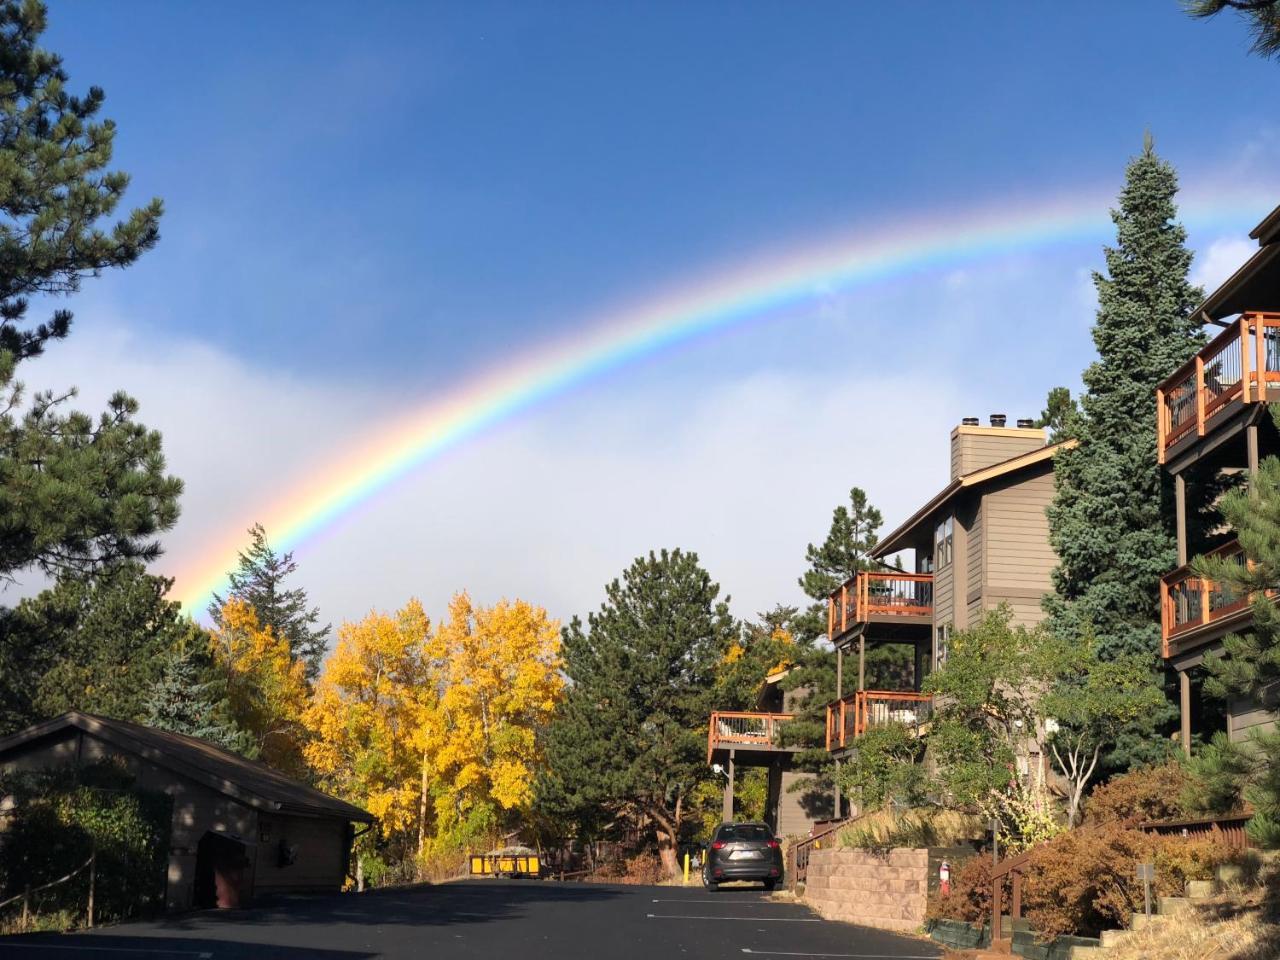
[707,416,1069,832]
[0,712,372,911]
[1157,203,1280,750]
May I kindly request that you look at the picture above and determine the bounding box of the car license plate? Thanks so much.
[730,850,762,860]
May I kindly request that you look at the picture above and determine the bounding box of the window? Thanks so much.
[934,515,954,569]
[715,824,773,842]
[935,623,951,670]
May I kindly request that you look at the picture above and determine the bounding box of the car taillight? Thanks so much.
[767,839,780,849]
[711,841,725,850]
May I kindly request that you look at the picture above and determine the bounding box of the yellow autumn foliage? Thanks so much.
[210,599,310,777]
[424,593,564,835]
[303,600,434,839]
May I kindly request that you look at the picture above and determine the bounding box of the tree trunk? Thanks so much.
[648,803,681,880]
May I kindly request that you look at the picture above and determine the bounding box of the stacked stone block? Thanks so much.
[802,847,928,933]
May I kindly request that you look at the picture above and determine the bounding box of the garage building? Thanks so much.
[0,711,373,910]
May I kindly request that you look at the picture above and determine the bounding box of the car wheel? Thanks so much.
[763,880,777,892]
[702,868,717,892]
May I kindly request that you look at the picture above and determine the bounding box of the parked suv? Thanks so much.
[701,821,783,891]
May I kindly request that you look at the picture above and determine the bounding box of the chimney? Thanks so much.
[950,413,1048,480]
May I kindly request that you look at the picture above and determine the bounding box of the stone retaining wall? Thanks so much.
[803,847,928,932]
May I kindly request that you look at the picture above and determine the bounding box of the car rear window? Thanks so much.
[716,824,772,842]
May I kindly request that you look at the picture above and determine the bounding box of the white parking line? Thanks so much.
[740,948,940,958]
[647,912,819,922]
[21,949,211,958]
[651,897,775,903]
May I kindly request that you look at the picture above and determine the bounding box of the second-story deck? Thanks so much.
[1160,539,1255,657]
[706,711,800,765]
[1158,312,1280,465]
[825,690,933,752]
[828,570,933,647]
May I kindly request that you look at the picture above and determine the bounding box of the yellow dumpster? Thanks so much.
[469,847,540,878]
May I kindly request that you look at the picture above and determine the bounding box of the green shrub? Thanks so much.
[0,760,171,928]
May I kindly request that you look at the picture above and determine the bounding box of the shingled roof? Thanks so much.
[0,711,373,823]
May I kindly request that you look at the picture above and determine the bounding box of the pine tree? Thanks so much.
[794,487,883,642]
[0,563,191,734]
[536,549,738,879]
[145,642,249,754]
[1035,386,1079,443]
[0,0,179,585]
[209,524,330,680]
[1190,442,1280,846]
[1187,1,1280,60]
[1044,136,1204,771]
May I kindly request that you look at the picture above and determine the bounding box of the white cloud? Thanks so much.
[18,318,961,635]
[1192,236,1256,294]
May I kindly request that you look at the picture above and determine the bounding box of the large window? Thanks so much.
[933,515,954,569]
[935,623,952,670]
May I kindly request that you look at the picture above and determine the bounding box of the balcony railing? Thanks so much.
[825,690,933,751]
[1160,540,1251,655]
[1158,312,1280,463]
[706,711,796,762]
[828,571,934,641]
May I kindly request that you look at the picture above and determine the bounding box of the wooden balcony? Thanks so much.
[825,690,933,751]
[707,711,796,763]
[1158,312,1280,464]
[1160,540,1253,657]
[827,571,933,646]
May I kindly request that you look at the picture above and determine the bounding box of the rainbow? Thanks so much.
[173,184,1275,614]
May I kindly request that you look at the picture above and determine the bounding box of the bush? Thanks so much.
[0,761,171,929]
[926,854,1004,924]
[1084,762,1192,826]
[840,807,987,852]
[1022,824,1237,938]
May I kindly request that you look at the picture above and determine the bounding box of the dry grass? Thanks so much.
[837,807,987,850]
[1104,859,1280,960]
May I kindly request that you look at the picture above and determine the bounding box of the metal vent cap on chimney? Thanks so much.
[961,416,980,426]
[990,413,1007,428]
[1016,418,1035,429]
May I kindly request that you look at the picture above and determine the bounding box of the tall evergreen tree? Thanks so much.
[794,487,883,642]
[145,641,249,753]
[1035,386,1080,443]
[0,564,192,733]
[1190,441,1280,846]
[209,523,330,680]
[0,0,178,585]
[536,548,738,879]
[1044,136,1204,770]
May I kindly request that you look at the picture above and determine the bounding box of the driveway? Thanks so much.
[0,880,941,960]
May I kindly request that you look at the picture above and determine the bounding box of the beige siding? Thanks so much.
[966,497,984,608]
[966,596,984,628]
[950,428,1045,479]
[1229,697,1278,741]
[255,815,348,892]
[933,556,954,632]
[773,768,830,839]
[983,471,1056,611]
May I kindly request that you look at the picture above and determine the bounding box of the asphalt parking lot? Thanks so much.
[0,880,942,960]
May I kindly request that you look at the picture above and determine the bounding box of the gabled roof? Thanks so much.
[1194,201,1280,323]
[873,439,1075,557]
[0,711,372,823]
[1249,202,1280,247]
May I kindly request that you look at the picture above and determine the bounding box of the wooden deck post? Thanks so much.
[1195,356,1206,436]
[722,750,735,821]
[1241,316,1252,403]
[857,634,865,691]
[1175,473,1188,566]
[1157,387,1166,464]
[1258,314,1268,396]
[992,871,1003,944]
[1180,671,1192,757]
[1011,871,1022,922]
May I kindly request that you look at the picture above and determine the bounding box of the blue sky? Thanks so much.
[31,1,1280,628]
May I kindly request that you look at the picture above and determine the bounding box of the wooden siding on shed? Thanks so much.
[1229,697,1278,740]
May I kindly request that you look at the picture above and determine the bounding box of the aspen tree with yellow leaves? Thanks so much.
[303,601,434,856]
[423,593,564,849]
[209,599,310,777]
